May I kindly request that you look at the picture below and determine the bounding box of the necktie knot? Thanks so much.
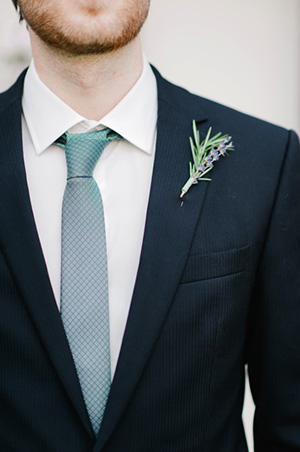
[56,129,121,179]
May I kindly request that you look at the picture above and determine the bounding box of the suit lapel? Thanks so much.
[0,70,210,448]
[95,70,209,451]
[0,76,94,438]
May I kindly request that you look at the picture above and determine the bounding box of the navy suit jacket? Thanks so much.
[0,67,300,452]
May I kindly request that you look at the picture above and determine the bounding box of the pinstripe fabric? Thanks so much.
[1,68,300,452]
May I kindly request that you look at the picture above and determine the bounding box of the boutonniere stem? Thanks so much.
[180,120,234,198]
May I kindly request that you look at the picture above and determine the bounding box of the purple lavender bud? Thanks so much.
[204,156,214,168]
[219,144,226,155]
[197,163,206,172]
[210,148,220,161]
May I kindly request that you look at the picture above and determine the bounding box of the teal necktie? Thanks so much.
[56,129,121,435]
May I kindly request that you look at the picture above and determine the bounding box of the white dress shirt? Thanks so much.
[22,58,157,376]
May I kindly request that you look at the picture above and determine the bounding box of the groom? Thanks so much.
[1,1,300,451]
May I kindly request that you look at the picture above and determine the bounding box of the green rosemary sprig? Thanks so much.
[180,120,234,198]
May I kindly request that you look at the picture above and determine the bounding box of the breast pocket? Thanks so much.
[179,245,250,284]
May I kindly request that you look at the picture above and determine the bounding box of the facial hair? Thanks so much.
[17,0,150,56]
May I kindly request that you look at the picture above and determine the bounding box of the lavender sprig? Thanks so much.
[180,120,234,198]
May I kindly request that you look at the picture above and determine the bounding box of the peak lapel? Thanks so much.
[95,71,209,451]
[0,80,93,437]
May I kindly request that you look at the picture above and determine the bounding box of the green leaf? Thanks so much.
[190,137,198,166]
[202,127,212,150]
[192,120,200,149]
[209,132,222,142]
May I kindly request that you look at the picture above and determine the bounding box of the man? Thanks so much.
[1,1,300,451]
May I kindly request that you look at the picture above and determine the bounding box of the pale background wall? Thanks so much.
[0,1,299,451]
[142,0,300,135]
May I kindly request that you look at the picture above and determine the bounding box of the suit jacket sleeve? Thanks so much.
[247,129,300,451]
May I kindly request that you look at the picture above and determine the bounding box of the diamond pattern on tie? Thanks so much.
[57,129,121,435]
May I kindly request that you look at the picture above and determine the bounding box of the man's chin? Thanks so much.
[33,27,136,56]
[21,0,150,57]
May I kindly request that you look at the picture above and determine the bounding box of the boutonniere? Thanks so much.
[180,120,234,198]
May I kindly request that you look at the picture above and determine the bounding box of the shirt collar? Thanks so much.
[22,55,157,156]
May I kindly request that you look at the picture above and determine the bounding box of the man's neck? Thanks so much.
[30,33,144,121]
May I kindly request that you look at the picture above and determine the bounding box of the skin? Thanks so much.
[17,0,151,119]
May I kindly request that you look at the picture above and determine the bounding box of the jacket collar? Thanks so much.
[0,70,95,437]
[0,67,208,449]
[94,67,208,451]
